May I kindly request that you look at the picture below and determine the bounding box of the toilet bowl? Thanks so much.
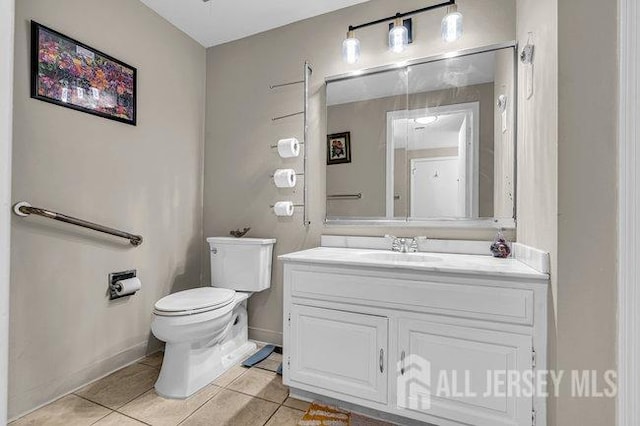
[151,237,275,399]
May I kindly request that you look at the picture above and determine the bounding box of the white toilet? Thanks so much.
[151,237,276,399]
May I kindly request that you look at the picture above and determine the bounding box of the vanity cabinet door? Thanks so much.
[289,305,388,404]
[397,318,533,426]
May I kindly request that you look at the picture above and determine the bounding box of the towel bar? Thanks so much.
[327,193,362,200]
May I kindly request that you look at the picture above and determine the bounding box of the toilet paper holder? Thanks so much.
[268,61,312,227]
[109,269,137,300]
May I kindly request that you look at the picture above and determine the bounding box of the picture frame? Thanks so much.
[327,132,351,165]
[31,21,137,126]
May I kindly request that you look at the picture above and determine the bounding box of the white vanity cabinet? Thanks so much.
[288,305,388,404]
[397,318,534,426]
[281,248,549,426]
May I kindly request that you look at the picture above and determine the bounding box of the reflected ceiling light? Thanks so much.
[441,4,463,43]
[415,116,438,125]
[342,1,458,64]
[389,17,409,53]
[342,30,361,64]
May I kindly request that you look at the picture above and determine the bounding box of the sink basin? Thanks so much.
[358,251,442,264]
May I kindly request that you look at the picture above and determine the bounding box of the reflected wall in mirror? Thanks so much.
[325,45,516,225]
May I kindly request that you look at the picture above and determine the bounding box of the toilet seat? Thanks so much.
[154,287,235,317]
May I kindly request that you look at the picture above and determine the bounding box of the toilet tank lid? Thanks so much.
[207,237,276,246]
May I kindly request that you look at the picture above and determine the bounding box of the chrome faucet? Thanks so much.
[387,236,419,253]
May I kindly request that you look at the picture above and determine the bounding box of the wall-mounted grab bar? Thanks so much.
[327,193,362,200]
[13,202,143,246]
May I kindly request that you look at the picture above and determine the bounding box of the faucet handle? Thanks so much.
[385,235,402,252]
[407,237,419,253]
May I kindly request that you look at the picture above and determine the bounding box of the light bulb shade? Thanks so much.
[389,21,409,53]
[415,116,438,125]
[441,10,463,42]
[342,34,361,64]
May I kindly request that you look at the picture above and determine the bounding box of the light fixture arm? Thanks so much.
[347,0,455,32]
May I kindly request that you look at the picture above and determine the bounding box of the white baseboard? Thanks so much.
[8,341,153,421]
[248,327,282,346]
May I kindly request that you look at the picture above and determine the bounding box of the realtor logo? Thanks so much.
[397,354,432,410]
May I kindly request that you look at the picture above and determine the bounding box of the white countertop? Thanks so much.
[279,247,549,281]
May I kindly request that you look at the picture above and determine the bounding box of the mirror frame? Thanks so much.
[324,41,518,230]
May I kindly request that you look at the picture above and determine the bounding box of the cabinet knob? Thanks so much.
[379,348,384,373]
[400,350,406,375]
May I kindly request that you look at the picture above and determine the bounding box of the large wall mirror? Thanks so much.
[325,43,516,228]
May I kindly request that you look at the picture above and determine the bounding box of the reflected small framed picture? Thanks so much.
[327,132,351,165]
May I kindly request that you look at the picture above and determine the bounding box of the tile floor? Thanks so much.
[10,351,311,426]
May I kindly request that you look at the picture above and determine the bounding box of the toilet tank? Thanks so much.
[207,237,276,292]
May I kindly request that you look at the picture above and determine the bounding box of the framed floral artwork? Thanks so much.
[31,21,137,125]
[327,132,351,165]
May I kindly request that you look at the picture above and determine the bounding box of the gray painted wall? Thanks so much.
[10,0,206,418]
[515,0,558,423]
[203,0,517,345]
[557,0,617,424]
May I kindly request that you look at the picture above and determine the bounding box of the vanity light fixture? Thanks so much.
[415,115,438,125]
[342,30,361,64]
[389,18,409,53]
[441,4,463,42]
[342,0,461,64]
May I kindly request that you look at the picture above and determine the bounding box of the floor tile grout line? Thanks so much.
[137,362,161,369]
[262,398,306,426]
[116,384,158,410]
[175,388,296,426]
[17,356,302,425]
[222,366,287,401]
[259,402,281,426]
[86,408,113,426]
[228,391,287,405]
[122,384,225,426]
[73,383,156,414]
[175,390,226,426]
[8,393,112,425]
[28,359,302,426]
[217,386,288,406]
[136,353,163,368]
[174,385,224,425]
[73,393,121,413]
[162,366,286,426]
[114,411,153,425]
